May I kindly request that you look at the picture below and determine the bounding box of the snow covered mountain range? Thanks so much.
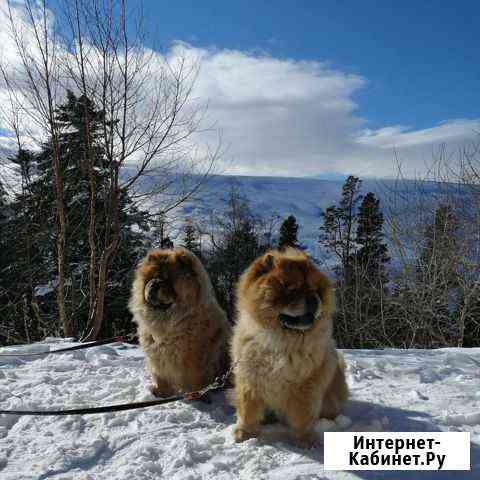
[143,173,461,255]
[2,155,465,255]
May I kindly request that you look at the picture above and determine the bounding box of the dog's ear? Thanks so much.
[176,249,195,272]
[145,251,157,263]
[145,250,168,265]
[307,263,335,300]
[251,253,275,278]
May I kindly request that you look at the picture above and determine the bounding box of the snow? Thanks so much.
[34,283,57,297]
[0,339,479,479]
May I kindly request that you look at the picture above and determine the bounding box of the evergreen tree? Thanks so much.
[182,218,201,257]
[415,205,460,345]
[354,192,390,285]
[4,92,148,341]
[419,205,458,285]
[318,178,396,348]
[0,183,7,235]
[278,215,300,250]
[319,175,362,276]
[0,178,11,319]
[461,293,480,347]
[0,150,48,343]
[349,192,390,340]
[205,189,269,320]
[151,213,174,249]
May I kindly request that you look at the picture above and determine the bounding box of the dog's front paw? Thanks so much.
[294,430,318,449]
[149,383,175,398]
[233,424,258,443]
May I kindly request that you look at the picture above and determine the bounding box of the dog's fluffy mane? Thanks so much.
[129,246,230,396]
[129,246,217,327]
[231,248,347,445]
[236,247,335,343]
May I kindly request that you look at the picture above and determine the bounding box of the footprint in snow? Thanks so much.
[441,411,480,426]
[165,409,197,424]
[409,390,429,401]
[419,369,442,384]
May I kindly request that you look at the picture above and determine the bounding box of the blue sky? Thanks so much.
[1,0,479,178]
[142,0,479,132]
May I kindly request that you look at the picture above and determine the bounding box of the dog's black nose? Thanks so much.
[306,295,319,314]
[147,279,162,304]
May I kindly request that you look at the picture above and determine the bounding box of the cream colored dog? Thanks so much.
[231,248,348,446]
[129,247,230,396]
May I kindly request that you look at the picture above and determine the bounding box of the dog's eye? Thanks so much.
[284,287,300,299]
[286,283,302,294]
[177,266,192,277]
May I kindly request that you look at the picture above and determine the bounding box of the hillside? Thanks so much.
[140,173,459,255]
[2,158,464,254]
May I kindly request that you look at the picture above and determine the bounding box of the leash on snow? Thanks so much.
[0,335,134,357]
[0,364,235,416]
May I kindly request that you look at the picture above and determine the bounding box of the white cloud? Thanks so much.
[0,1,478,179]
[167,43,367,176]
[357,119,480,149]
[166,43,480,178]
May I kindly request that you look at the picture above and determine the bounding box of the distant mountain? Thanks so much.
[3,159,466,257]
[310,172,350,181]
[147,173,463,256]
[179,174,347,253]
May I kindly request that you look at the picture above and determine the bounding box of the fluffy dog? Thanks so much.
[231,248,348,446]
[129,247,230,397]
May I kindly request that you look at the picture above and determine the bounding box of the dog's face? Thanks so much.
[239,249,334,332]
[137,248,201,313]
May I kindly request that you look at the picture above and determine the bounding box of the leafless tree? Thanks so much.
[1,0,72,335]
[1,0,220,341]
[380,142,480,347]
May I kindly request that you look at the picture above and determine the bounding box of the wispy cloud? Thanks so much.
[356,119,480,149]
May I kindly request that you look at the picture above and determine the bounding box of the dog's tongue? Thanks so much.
[279,312,314,331]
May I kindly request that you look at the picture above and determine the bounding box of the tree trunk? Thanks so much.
[52,129,72,337]
[81,181,120,342]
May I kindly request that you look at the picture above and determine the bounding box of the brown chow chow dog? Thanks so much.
[231,248,348,446]
[129,247,230,397]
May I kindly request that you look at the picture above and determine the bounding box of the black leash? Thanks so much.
[0,395,186,416]
[0,336,128,357]
[0,367,234,416]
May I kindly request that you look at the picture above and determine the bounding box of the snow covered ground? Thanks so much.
[0,338,479,479]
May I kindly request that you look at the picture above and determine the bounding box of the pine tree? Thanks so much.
[205,189,269,320]
[1,150,47,343]
[278,215,300,250]
[319,175,362,276]
[318,178,396,348]
[415,205,460,346]
[182,218,201,257]
[419,205,458,285]
[4,92,148,340]
[21,91,112,306]
[0,178,10,314]
[461,293,480,347]
[0,178,8,229]
[349,192,390,342]
[354,192,390,285]
[151,213,174,249]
